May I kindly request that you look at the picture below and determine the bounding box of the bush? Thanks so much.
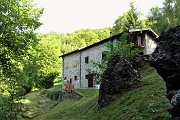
[21,83,33,95]
[40,89,48,95]
[46,90,62,100]
[40,89,61,100]
[38,73,58,89]
[0,94,22,120]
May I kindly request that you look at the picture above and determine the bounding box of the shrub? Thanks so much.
[0,94,22,120]
[40,89,48,95]
[46,90,61,100]
[38,73,58,89]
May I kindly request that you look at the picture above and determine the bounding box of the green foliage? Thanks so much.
[146,7,161,34]
[33,28,111,89]
[0,94,22,120]
[38,73,58,89]
[112,2,146,35]
[0,0,43,119]
[147,0,180,34]
[106,33,140,61]
[174,0,180,24]
[92,33,140,82]
[59,27,111,54]
[90,60,107,83]
[32,33,62,88]
[45,90,61,101]
[18,82,62,119]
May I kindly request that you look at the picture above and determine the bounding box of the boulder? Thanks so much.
[98,55,141,109]
[168,90,180,117]
[150,25,180,119]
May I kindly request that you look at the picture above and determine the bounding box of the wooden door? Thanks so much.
[88,74,93,87]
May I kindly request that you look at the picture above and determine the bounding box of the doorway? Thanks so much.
[88,74,94,87]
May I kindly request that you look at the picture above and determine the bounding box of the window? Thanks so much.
[74,76,77,80]
[85,75,89,79]
[70,78,72,84]
[137,36,143,46]
[73,60,77,67]
[65,63,68,69]
[85,56,89,63]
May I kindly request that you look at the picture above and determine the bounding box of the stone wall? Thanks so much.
[143,33,157,55]
[62,41,110,89]
[63,52,81,89]
[80,42,108,88]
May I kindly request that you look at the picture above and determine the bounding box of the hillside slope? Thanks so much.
[34,66,169,120]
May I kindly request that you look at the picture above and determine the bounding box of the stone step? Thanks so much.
[45,90,83,101]
[61,91,83,100]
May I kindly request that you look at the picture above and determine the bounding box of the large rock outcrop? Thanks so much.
[150,25,180,119]
[98,56,141,109]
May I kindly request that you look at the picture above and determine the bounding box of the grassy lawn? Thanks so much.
[20,66,170,120]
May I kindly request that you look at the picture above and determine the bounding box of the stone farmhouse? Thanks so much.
[61,28,158,90]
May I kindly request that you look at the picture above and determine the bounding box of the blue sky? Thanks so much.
[34,0,164,34]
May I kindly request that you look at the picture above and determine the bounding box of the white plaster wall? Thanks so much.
[80,42,108,88]
[62,52,81,89]
[143,34,157,55]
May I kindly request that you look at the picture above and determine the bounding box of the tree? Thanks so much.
[92,33,140,83]
[147,7,162,34]
[34,33,62,88]
[158,0,176,32]
[174,0,180,24]
[58,27,111,55]
[112,2,145,35]
[147,0,180,34]
[0,0,43,119]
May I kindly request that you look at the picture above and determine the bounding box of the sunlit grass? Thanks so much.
[54,76,62,86]
[19,99,31,104]
[32,87,39,92]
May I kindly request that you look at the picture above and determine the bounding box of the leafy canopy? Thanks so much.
[147,0,180,34]
[0,0,43,119]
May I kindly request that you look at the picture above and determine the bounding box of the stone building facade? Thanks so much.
[61,28,158,89]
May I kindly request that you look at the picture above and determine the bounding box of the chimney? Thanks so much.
[129,24,134,31]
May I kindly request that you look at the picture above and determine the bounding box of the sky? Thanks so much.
[34,0,164,34]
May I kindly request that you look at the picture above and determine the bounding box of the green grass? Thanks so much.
[54,76,62,86]
[21,66,170,120]
[19,81,62,119]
